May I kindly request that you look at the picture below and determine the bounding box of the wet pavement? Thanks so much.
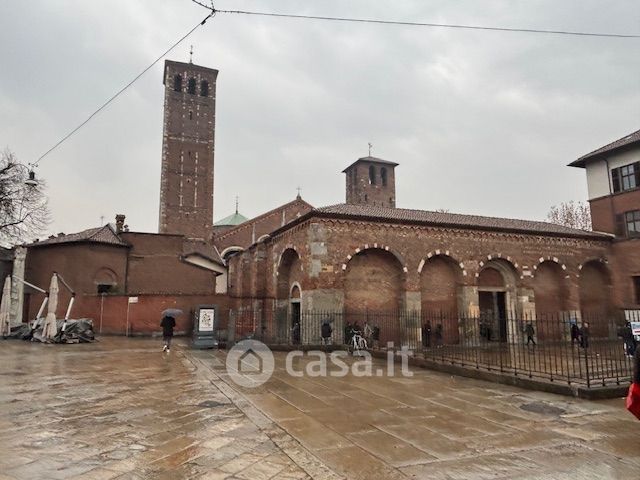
[1,338,639,479]
[204,348,640,480]
[0,338,318,480]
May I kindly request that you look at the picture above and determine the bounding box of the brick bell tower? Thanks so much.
[343,156,399,208]
[159,59,218,240]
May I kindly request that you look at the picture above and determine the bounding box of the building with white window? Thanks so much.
[570,129,640,308]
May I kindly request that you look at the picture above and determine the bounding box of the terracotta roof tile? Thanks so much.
[26,225,127,247]
[570,128,640,167]
[313,204,609,239]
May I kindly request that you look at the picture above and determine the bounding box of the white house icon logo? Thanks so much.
[226,339,275,388]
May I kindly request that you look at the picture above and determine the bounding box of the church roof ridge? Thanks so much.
[25,224,128,248]
[342,157,399,173]
[282,203,610,241]
[215,196,314,241]
[569,128,640,168]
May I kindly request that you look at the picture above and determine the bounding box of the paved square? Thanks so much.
[1,338,639,479]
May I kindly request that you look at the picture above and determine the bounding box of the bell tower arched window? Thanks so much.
[200,80,209,97]
[369,165,376,185]
[173,75,182,92]
[187,77,196,94]
[381,167,387,186]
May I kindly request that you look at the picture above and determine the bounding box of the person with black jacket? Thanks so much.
[160,315,176,353]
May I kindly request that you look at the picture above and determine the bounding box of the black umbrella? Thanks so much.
[161,308,184,318]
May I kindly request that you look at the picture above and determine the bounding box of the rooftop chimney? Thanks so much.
[115,214,126,234]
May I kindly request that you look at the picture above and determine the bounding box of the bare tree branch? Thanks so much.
[0,149,50,246]
[546,201,591,231]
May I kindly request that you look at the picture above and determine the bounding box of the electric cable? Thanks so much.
[34,12,214,167]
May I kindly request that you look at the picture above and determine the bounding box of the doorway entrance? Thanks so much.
[479,291,507,342]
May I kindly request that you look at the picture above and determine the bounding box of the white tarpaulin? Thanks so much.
[0,276,11,337]
[41,274,59,340]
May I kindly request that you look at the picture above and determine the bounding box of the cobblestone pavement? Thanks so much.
[203,348,640,480]
[0,338,334,480]
[2,339,640,479]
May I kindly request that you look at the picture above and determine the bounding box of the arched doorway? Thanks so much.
[276,249,302,342]
[420,255,461,344]
[579,260,613,336]
[344,248,405,345]
[477,259,518,342]
[533,261,568,340]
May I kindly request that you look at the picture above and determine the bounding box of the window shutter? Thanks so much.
[615,213,626,237]
[612,167,621,193]
[634,162,640,187]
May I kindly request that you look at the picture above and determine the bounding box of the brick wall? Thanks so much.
[229,216,616,320]
[27,293,229,336]
[121,232,216,295]
[215,198,313,255]
[590,189,640,234]
[345,160,396,208]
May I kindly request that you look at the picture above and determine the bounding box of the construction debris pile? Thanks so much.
[5,318,96,343]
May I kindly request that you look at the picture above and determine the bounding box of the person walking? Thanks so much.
[622,322,637,357]
[570,323,580,347]
[580,322,590,349]
[435,324,443,348]
[372,324,380,350]
[291,321,301,345]
[160,314,176,353]
[344,322,353,346]
[525,322,536,346]
[363,321,373,346]
[321,319,333,346]
[422,321,432,349]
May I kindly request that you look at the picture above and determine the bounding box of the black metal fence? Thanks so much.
[231,307,636,388]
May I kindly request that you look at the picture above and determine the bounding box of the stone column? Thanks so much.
[9,247,26,326]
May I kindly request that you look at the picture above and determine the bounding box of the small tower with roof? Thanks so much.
[342,155,398,208]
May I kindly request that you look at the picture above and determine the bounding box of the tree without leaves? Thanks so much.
[546,200,591,231]
[0,149,50,246]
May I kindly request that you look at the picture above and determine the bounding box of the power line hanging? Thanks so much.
[34,12,214,168]
[190,2,640,39]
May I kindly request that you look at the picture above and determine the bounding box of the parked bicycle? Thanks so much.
[349,329,368,356]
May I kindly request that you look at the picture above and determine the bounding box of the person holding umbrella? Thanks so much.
[160,308,182,353]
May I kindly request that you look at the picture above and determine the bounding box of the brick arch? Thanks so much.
[420,254,462,343]
[220,246,244,261]
[533,261,568,316]
[533,261,569,340]
[276,245,301,272]
[290,282,301,299]
[418,250,467,276]
[579,259,613,335]
[532,256,567,274]
[276,248,302,301]
[577,257,607,272]
[256,234,270,243]
[341,244,408,273]
[343,248,405,312]
[476,254,520,278]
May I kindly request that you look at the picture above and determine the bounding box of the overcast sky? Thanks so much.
[0,0,638,237]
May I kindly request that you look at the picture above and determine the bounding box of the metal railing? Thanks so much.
[230,306,635,388]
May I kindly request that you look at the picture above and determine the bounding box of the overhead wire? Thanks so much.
[190,2,640,39]
[33,12,214,168]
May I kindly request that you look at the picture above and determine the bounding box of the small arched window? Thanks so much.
[381,167,387,186]
[187,77,196,94]
[173,74,182,92]
[369,165,376,185]
[200,80,209,97]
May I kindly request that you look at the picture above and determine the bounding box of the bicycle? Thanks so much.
[349,329,368,356]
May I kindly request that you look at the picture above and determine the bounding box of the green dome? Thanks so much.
[214,212,248,227]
